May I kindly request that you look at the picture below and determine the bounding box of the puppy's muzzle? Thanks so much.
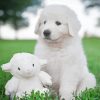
[43,30,51,39]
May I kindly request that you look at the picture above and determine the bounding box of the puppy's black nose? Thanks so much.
[43,30,51,37]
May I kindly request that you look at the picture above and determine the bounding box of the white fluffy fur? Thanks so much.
[34,5,96,100]
[1,53,52,98]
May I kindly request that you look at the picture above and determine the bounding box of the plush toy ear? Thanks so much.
[40,59,47,67]
[1,63,11,72]
[67,10,81,36]
[34,17,41,34]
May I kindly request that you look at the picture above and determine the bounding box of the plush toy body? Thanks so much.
[1,53,52,98]
[6,73,49,97]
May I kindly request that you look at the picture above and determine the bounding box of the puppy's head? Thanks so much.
[35,5,81,42]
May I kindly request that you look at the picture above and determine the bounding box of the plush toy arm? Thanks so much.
[38,71,52,86]
[5,77,19,96]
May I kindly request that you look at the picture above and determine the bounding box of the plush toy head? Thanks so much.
[1,53,47,78]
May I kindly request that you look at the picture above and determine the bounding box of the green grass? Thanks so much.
[74,87,100,100]
[83,38,100,86]
[14,91,59,100]
[0,38,100,100]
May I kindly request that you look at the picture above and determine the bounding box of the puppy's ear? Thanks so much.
[34,17,41,34]
[1,63,11,72]
[67,10,81,36]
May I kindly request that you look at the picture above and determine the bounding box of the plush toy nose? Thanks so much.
[25,69,32,73]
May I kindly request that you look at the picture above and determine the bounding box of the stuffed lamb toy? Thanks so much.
[1,53,52,98]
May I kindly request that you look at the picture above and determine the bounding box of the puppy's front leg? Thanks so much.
[59,72,79,100]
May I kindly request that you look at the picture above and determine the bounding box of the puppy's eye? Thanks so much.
[33,64,34,67]
[18,67,20,71]
[44,21,46,24]
[55,21,61,25]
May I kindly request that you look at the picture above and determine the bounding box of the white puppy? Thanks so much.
[34,5,96,100]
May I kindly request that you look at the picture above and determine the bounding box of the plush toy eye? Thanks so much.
[18,67,20,71]
[33,64,34,67]
[44,20,46,24]
[55,21,61,25]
